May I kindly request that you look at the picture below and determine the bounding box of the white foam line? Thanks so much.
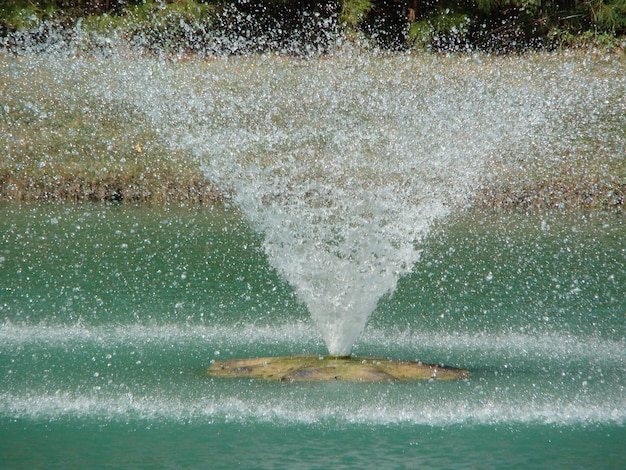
[2,323,624,365]
[359,330,626,365]
[0,322,320,348]
[2,392,624,426]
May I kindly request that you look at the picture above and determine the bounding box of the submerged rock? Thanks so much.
[208,355,469,382]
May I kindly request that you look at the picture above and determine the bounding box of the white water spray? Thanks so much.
[59,52,620,356]
[180,56,545,355]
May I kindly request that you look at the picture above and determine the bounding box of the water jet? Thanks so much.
[114,54,622,374]
[2,53,625,468]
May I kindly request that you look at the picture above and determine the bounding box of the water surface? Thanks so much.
[1,202,624,468]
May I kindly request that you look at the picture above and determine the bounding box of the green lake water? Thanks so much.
[1,202,624,468]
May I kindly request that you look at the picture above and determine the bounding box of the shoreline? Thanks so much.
[1,173,623,210]
[475,180,625,211]
[0,172,222,204]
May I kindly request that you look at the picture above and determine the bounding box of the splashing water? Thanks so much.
[192,58,497,355]
[2,49,625,468]
[172,55,576,355]
[90,53,619,355]
[9,51,621,355]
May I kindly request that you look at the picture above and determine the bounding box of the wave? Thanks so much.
[1,390,624,427]
[1,322,624,366]
[1,322,624,426]
[0,321,319,349]
[358,329,626,367]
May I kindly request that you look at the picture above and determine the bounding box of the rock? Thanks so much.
[208,355,469,382]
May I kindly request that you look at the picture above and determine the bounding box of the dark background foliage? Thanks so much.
[1,1,625,52]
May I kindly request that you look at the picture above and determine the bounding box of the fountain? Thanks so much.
[1,44,625,465]
[193,59,482,379]
[143,55,557,380]
[73,52,621,381]
[3,47,623,381]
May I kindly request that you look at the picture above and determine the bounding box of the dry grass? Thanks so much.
[476,134,626,210]
[1,51,624,209]
[0,55,220,203]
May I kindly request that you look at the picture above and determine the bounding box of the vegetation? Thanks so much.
[406,0,626,52]
[0,57,219,203]
[0,3,624,208]
[1,51,623,209]
[0,1,625,53]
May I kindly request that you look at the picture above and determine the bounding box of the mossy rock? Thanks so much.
[208,355,469,382]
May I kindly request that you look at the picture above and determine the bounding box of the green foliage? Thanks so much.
[588,0,626,33]
[550,27,624,49]
[473,0,542,15]
[405,0,626,52]
[0,1,59,30]
[1,0,625,52]
[340,0,374,29]
[408,9,471,50]
[122,0,217,32]
[120,0,218,53]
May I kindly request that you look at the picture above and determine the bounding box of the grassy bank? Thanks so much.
[478,105,626,211]
[0,112,220,203]
[0,54,219,203]
[1,51,624,210]
[2,0,626,54]
[0,105,220,203]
